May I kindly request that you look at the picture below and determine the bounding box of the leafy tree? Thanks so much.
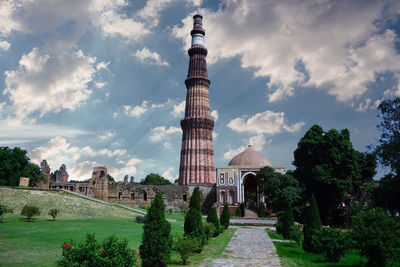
[206,206,220,236]
[203,222,216,241]
[140,173,171,185]
[312,228,350,262]
[258,202,266,217]
[21,163,47,187]
[374,173,400,216]
[21,204,41,221]
[220,203,230,230]
[140,192,172,267]
[58,233,137,267]
[0,204,13,223]
[0,147,29,186]
[293,125,375,224]
[352,208,400,267]
[107,174,115,182]
[375,97,400,174]
[256,166,303,219]
[48,208,60,221]
[303,194,322,252]
[184,187,205,246]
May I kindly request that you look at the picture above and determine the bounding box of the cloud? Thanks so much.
[134,47,169,66]
[172,0,400,106]
[211,110,219,121]
[96,61,110,71]
[149,126,181,142]
[227,110,305,135]
[171,100,185,117]
[70,160,98,180]
[163,142,172,149]
[137,0,174,27]
[99,148,127,157]
[4,47,96,119]
[0,0,21,36]
[0,40,10,51]
[108,157,143,180]
[162,167,177,182]
[223,134,268,160]
[99,131,115,140]
[123,101,148,117]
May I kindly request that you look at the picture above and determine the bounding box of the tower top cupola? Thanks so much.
[191,14,205,46]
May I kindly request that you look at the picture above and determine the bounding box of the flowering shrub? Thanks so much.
[57,233,138,267]
[173,234,201,265]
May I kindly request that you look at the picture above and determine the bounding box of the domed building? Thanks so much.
[216,145,285,214]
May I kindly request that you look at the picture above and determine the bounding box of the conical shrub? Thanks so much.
[140,192,172,267]
[279,202,294,239]
[303,194,322,252]
[184,187,206,246]
[258,202,266,217]
[220,203,231,230]
[206,206,220,236]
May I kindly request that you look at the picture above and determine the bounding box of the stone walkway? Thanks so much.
[208,226,281,267]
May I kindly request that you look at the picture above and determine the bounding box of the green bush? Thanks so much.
[204,222,216,241]
[140,192,172,267]
[239,203,245,217]
[288,225,302,245]
[278,203,294,239]
[351,208,400,266]
[206,206,220,236]
[258,202,266,217]
[303,194,322,252]
[57,233,137,267]
[172,234,201,265]
[0,204,13,223]
[312,227,349,262]
[184,187,206,247]
[234,205,242,217]
[48,208,60,221]
[168,208,173,215]
[135,215,147,224]
[220,203,231,230]
[21,204,41,221]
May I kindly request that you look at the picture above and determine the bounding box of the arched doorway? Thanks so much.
[243,174,257,210]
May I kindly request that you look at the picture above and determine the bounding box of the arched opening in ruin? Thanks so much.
[183,194,187,202]
[243,173,257,210]
[118,191,122,200]
[131,192,135,200]
[99,170,105,178]
[143,192,147,201]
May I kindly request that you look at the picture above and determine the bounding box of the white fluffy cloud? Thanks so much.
[109,157,143,180]
[149,126,181,142]
[223,134,268,160]
[228,110,305,135]
[0,40,10,51]
[99,131,115,140]
[123,101,148,117]
[211,110,219,121]
[172,0,400,104]
[134,47,169,66]
[4,48,96,119]
[162,167,177,182]
[171,100,185,117]
[70,160,98,180]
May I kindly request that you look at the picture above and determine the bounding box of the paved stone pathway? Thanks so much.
[209,226,281,267]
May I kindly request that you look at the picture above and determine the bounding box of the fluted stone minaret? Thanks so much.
[179,14,216,185]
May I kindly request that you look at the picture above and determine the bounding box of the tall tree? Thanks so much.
[140,173,171,185]
[302,194,322,252]
[293,125,374,224]
[375,97,400,174]
[0,147,29,186]
[140,192,172,267]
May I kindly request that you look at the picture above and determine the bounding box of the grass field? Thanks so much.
[0,187,233,266]
[266,229,366,267]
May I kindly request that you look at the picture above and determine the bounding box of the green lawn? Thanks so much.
[266,229,366,267]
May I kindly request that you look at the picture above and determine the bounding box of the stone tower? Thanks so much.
[179,14,216,185]
[39,159,50,188]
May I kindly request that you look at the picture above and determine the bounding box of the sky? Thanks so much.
[1,0,399,182]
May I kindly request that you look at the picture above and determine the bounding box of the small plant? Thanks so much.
[278,203,294,239]
[312,227,349,262]
[204,222,216,241]
[234,205,242,217]
[173,234,201,265]
[288,225,302,245]
[220,203,231,230]
[206,206,220,236]
[48,208,60,221]
[0,204,13,223]
[258,202,266,217]
[57,233,137,267]
[21,204,41,221]
[168,208,173,215]
[135,215,147,224]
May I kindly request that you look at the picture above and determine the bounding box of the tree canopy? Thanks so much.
[293,124,375,224]
[140,173,171,185]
